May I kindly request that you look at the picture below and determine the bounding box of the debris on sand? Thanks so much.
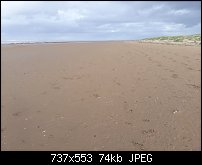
[173,109,180,114]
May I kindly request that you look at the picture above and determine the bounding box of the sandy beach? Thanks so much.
[1,41,201,151]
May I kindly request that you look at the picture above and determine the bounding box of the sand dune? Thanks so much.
[1,41,201,151]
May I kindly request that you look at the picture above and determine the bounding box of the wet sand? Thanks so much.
[1,41,201,151]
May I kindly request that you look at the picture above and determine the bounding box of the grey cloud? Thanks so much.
[2,1,201,42]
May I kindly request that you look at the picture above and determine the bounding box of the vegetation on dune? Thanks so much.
[143,34,201,43]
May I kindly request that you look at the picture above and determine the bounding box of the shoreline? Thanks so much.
[1,40,138,45]
[2,40,200,46]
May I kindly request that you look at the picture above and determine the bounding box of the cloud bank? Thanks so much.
[1,1,201,42]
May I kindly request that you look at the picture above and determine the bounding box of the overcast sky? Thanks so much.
[1,1,201,42]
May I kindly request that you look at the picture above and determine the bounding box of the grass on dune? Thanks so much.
[143,34,201,42]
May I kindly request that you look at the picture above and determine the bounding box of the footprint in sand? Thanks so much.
[21,139,26,143]
[55,114,65,120]
[23,72,29,75]
[1,128,6,132]
[142,129,155,137]
[52,86,61,90]
[171,74,178,78]
[161,77,167,81]
[181,62,188,66]
[80,98,85,101]
[51,82,61,90]
[93,94,101,99]
[157,64,162,67]
[163,68,169,71]
[142,119,150,122]
[12,111,22,117]
[123,101,129,110]
[186,84,200,89]
[125,121,132,126]
[131,140,144,150]
[182,136,192,142]
[186,67,194,70]
[113,80,121,86]
[62,77,74,80]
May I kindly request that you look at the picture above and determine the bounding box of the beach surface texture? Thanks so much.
[1,41,201,151]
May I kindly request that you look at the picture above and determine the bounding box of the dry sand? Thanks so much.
[1,41,201,151]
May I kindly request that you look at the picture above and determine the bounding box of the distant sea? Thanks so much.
[1,40,39,44]
[1,39,136,44]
